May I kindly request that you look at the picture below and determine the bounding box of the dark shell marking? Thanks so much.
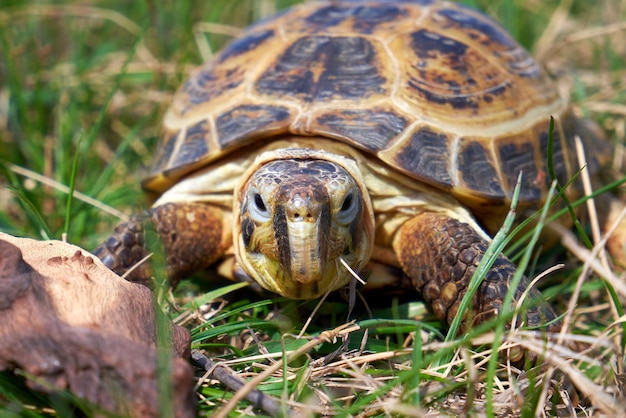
[256,36,386,102]
[315,108,407,151]
[393,127,453,188]
[497,139,542,202]
[216,105,292,148]
[459,141,504,198]
[148,0,600,214]
[172,119,211,168]
[181,65,246,108]
[305,4,403,33]
[219,29,275,62]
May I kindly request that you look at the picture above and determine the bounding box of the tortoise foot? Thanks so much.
[94,202,230,287]
[393,211,560,333]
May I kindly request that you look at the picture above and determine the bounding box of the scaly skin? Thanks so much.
[393,211,560,334]
[94,202,228,287]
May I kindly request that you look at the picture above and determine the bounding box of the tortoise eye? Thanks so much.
[336,189,359,224]
[254,193,267,213]
[339,194,353,212]
[247,189,271,222]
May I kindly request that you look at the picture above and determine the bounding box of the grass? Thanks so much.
[1,0,626,416]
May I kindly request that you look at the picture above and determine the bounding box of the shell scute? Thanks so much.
[350,5,405,34]
[436,7,518,50]
[458,140,504,198]
[180,64,245,111]
[173,119,211,168]
[151,131,178,179]
[434,6,542,80]
[304,4,403,33]
[305,5,358,28]
[216,104,292,148]
[218,29,275,62]
[315,107,407,151]
[402,28,513,113]
[391,126,454,189]
[255,36,387,103]
[497,136,543,202]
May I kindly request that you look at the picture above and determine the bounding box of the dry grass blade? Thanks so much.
[554,222,626,298]
[562,21,626,44]
[6,163,129,221]
[574,136,610,270]
[213,322,360,418]
[514,337,624,415]
[584,102,626,116]
[538,17,626,62]
[0,4,158,68]
[193,22,243,62]
[533,0,573,60]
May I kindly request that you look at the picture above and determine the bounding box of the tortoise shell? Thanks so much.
[145,0,605,212]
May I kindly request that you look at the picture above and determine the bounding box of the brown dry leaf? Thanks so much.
[0,232,195,418]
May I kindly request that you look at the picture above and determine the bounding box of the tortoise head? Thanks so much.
[234,148,374,299]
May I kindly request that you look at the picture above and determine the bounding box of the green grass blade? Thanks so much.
[62,135,82,238]
[485,180,558,417]
[441,173,524,363]
[546,116,592,248]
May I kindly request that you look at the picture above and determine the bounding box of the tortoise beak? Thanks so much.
[275,189,331,284]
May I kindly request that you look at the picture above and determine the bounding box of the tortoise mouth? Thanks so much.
[233,149,374,299]
[244,251,352,299]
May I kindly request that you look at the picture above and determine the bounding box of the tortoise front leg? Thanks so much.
[393,212,559,333]
[94,202,230,287]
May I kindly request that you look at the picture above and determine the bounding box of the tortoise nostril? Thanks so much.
[292,212,313,220]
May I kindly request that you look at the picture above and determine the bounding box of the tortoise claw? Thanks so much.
[93,212,153,286]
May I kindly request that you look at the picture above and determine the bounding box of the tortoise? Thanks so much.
[94,0,626,335]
